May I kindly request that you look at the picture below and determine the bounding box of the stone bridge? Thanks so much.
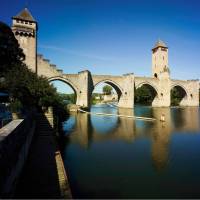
[11,8,200,109]
[47,71,135,108]
[37,55,199,108]
[38,62,199,108]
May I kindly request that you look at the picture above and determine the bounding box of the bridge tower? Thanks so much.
[12,8,38,73]
[152,39,170,79]
[151,40,171,107]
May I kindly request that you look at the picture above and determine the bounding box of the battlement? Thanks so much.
[37,54,63,77]
[43,59,50,63]
[50,64,56,68]
[57,69,63,73]
[37,54,43,59]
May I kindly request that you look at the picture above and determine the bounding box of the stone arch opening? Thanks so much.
[91,80,122,106]
[171,85,187,106]
[135,83,158,106]
[48,78,77,105]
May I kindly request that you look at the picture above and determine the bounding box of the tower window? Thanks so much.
[25,21,28,24]
[29,22,32,25]
[154,73,158,78]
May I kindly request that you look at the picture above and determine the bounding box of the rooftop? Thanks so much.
[12,8,36,22]
[152,39,168,49]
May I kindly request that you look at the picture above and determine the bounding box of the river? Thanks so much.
[61,105,200,198]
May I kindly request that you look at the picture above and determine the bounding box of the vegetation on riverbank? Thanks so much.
[135,86,155,105]
[57,93,76,105]
[0,21,67,119]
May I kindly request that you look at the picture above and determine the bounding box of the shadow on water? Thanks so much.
[61,105,200,198]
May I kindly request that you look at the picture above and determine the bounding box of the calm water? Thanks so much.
[61,105,200,198]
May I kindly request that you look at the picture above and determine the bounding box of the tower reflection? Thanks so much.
[63,107,200,172]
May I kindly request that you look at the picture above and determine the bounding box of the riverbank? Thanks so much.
[14,113,72,198]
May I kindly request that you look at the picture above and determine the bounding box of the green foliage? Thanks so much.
[0,21,65,111]
[171,87,184,106]
[3,63,59,108]
[57,93,76,104]
[91,93,102,105]
[0,21,25,74]
[199,89,200,103]
[9,99,22,113]
[135,86,155,105]
[103,85,112,95]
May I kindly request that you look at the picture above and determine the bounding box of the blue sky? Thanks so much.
[1,0,200,93]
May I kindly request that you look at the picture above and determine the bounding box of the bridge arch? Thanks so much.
[170,84,188,106]
[48,76,78,104]
[48,76,78,93]
[135,81,159,94]
[170,84,188,95]
[93,79,123,101]
[135,81,159,105]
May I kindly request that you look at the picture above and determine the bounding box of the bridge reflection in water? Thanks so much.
[62,106,200,198]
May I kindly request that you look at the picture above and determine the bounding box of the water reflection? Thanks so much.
[62,106,200,198]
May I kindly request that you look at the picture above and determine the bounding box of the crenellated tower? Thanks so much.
[11,8,38,73]
[152,40,170,79]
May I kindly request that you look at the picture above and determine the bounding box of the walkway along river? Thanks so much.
[60,105,200,198]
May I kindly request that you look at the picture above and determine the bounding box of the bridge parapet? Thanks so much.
[37,54,63,78]
[0,115,35,198]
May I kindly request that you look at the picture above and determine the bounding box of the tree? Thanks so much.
[171,87,185,106]
[135,86,155,105]
[0,21,25,74]
[199,89,200,104]
[57,93,76,104]
[103,85,113,95]
[0,21,64,111]
[3,63,61,109]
